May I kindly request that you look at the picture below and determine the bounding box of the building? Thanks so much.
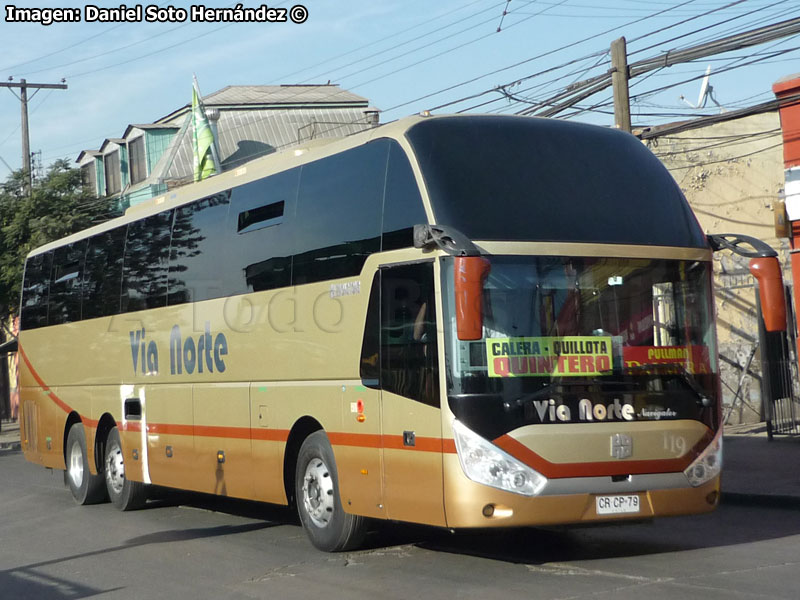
[77,84,378,208]
[646,111,786,425]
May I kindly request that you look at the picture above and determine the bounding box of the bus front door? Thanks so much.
[379,262,446,527]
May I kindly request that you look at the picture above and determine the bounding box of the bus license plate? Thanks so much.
[596,494,640,515]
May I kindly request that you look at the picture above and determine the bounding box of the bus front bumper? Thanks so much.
[443,455,720,529]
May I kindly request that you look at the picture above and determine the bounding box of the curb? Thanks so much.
[722,492,800,510]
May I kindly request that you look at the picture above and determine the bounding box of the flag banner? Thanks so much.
[192,77,217,182]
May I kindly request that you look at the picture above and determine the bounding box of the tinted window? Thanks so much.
[382,142,427,251]
[20,251,52,330]
[293,140,389,285]
[83,226,126,319]
[48,241,86,325]
[168,192,231,305]
[227,170,299,294]
[407,116,707,248]
[238,200,284,233]
[129,137,146,185]
[121,210,173,312]
[81,163,97,195]
[104,151,121,195]
[380,262,439,406]
[360,272,380,383]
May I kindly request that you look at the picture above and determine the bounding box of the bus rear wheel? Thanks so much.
[295,430,367,552]
[104,427,147,511]
[65,423,106,505]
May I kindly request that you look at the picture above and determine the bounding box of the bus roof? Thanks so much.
[28,114,705,257]
[27,114,429,258]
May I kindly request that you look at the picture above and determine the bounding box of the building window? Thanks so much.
[81,163,97,195]
[129,137,146,185]
[104,150,121,195]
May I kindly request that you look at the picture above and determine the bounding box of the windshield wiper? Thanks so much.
[604,363,712,408]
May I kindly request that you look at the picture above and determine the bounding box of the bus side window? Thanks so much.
[169,192,232,305]
[293,141,387,285]
[228,170,299,295]
[381,141,428,251]
[20,251,53,330]
[380,262,439,407]
[49,240,87,325]
[121,209,174,312]
[360,272,380,386]
[82,226,126,320]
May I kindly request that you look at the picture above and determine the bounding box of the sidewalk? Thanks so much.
[1,419,799,507]
[723,425,800,507]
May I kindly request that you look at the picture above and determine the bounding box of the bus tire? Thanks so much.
[295,430,367,552]
[65,423,106,505]
[104,426,147,511]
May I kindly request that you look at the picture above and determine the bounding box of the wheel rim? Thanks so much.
[105,440,125,496]
[302,457,334,528]
[68,440,84,488]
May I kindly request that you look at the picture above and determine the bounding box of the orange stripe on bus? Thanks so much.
[493,433,712,479]
[19,344,73,416]
[327,432,382,448]
[145,423,194,436]
[381,435,442,453]
[251,429,290,442]
[18,344,453,453]
[328,432,454,454]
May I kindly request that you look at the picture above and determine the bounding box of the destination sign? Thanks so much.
[486,336,613,378]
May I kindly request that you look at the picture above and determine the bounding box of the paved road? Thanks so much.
[2,448,800,600]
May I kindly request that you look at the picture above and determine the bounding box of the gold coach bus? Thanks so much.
[16,114,786,552]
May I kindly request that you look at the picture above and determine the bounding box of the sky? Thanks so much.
[0,0,799,179]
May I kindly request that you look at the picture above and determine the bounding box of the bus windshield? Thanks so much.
[441,256,718,440]
[406,116,706,248]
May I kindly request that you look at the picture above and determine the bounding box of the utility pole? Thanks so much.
[610,37,631,133]
[0,78,68,195]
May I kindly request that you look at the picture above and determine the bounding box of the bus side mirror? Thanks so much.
[749,257,787,332]
[454,256,491,341]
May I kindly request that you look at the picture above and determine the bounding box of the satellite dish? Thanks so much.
[696,65,711,108]
[680,65,725,112]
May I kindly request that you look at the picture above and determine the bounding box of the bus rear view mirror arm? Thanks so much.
[706,233,778,258]
[412,224,489,340]
[413,224,482,257]
[708,233,786,333]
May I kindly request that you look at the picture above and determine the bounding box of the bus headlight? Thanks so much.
[452,420,547,496]
[683,430,722,487]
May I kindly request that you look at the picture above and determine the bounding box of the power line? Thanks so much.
[661,140,783,169]
[271,0,492,82]
[518,15,800,117]
[2,0,176,76]
[345,0,573,92]
[626,0,782,56]
[294,0,505,85]
[385,0,703,115]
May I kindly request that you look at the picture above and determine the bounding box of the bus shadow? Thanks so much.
[131,487,800,563]
[369,503,800,564]
[143,486,299,525]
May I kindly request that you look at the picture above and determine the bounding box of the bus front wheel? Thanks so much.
[104,427,147,511]
[295,430,367,552]
[65,423,106,505]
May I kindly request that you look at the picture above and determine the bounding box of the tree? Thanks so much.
[0,160,118,316]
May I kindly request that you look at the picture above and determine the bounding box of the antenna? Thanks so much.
[680,65,711,108]
[696,65,711,108]
[680,65,725,112]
